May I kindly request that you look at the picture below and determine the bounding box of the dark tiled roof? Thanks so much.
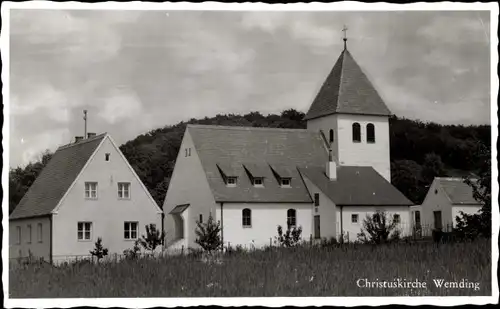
[305,49,392,120]
[243,162,269,178]
[10,134,106,220]
[436,178,480,205]
[270,164,295,178]
[299,166,413,206]
[188,125,328,203]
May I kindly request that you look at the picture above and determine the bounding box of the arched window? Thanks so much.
[329,129,334,143]
[287,209,297,227]
[367,123,375,143]
[352,123,361,142]
[242,208,252,227]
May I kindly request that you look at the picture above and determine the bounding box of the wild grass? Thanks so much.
[9,239,491,298]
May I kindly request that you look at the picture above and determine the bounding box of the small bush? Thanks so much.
[357,211,401,244]
[124,239,142,260]
[139,224,165,254]
[320,237,338,248]
[195,214,222,253]
[89,237,109,262]
[275,224,303,247]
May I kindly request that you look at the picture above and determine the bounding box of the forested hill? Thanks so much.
[9,109,491,214]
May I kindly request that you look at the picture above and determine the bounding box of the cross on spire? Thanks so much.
[342,25,348,50]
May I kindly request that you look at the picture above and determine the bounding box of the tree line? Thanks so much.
[8,109,491,215]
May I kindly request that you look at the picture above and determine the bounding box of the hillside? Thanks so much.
[9,109,490,214]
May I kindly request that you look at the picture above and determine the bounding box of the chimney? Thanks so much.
[326,148,337,181]
[75,136,84,143]
[87,132,96,139]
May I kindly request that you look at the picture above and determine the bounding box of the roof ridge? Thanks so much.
[57,133,107,150]
[335,49,347,113]
[187,124,312,133]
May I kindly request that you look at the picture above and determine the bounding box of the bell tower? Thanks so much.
[305,26,392,182]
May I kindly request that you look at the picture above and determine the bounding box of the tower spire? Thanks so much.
[342,25,348,50]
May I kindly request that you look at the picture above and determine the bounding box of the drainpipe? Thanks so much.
[220,203,224,250]
[49,215,53,265]
[340,206,343,242]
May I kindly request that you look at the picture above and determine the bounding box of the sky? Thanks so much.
[8,9,492,168]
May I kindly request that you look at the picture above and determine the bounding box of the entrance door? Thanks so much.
[314,215,320,239]
[433,211,442,230]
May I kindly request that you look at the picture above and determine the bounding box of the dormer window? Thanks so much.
[253,177,264,187]
[281,178,291,187]
[227,176,238,187]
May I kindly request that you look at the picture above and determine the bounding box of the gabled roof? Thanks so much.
[188,125,328,203]
[435,177,480,205]
[10,134,107,220]
[305,49,392,120]
[299,166,413,206]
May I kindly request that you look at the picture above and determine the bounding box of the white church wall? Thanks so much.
[336,114,391,182]
[162,130,217,249]
[218,202,313,249]
[307,115,339,156]
[339,206,411,242]
[420,180,454,230]
[301,176,337,240]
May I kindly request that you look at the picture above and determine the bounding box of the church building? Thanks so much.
[162,35,413,250]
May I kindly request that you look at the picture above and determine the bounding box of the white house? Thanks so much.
[418,177,481,232]
[162,40,414,250]
[9,133,163,264]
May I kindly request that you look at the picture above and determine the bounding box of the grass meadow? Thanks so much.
[10,239,491,298]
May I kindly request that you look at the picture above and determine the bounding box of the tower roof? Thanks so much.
[304,49,392,120]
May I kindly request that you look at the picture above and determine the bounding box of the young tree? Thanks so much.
[357,211,401,244]
[195,214,222,253]
[455,141,491,239]
[124,239,142,260]
[90,237,109,262]
[139,224,166,255]
[275,224,303,247]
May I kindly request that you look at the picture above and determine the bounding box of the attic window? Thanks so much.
[253,177,264,187]
[435,189,438,194]
[105,153,110,161]
[227,176,238,187]
[281,178,291,187]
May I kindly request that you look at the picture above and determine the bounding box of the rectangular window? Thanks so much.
[105,153,110,161]
[281,178,291,187]
[253,177,264,187]
[314,193,320,206]
[199,214,203,223]
[124,222,138,240]
[77,222,92,241]
[27,225,32,244]
[37,223,43,243]
[85,182,98,199]
[16,226,21,245]
[394,214,401,224]
[227,176,237,187]
[351,214,359,223]
[118,182,131,199]
[188,148,191,156]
